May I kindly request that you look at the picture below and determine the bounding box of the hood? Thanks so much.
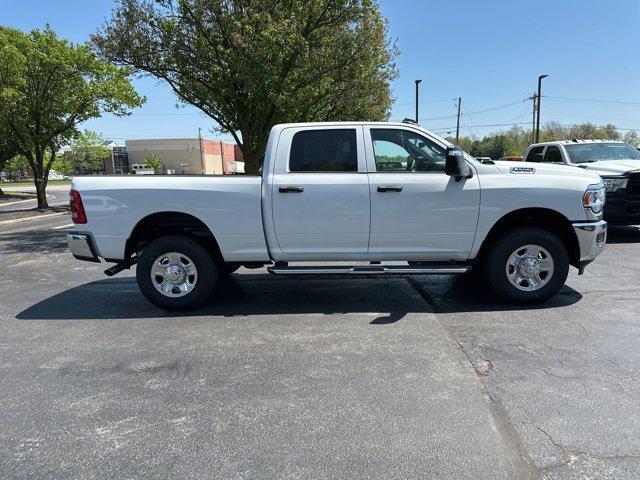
[573,159,640,176]
[492,160,601,183]
[494,161,602,184]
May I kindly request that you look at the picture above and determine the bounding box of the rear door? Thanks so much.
[364,126,480,260]
[270,126,370,259]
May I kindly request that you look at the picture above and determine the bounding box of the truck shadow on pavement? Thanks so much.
[0,229,69,254]
[605,225,640,244]
[16,273,582,323]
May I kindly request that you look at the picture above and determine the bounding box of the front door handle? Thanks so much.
[279,185,304,193]
[377,185,404,192]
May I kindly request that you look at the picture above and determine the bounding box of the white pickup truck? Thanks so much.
[524,140,640,225]
[67,121,607,310]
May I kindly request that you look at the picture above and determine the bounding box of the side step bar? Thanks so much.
[267,265,471,275]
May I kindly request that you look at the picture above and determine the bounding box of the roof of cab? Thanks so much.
[528,139,625,148]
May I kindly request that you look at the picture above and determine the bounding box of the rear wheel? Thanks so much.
[483,227,569,304]
[136,235,219,311]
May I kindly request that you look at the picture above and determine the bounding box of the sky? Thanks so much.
[1,0,639,144]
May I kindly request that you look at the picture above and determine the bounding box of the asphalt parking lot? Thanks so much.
[1,215,640,479]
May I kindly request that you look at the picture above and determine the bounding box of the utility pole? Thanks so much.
[535,74,548,143]
[455,97,462,144]
[415,79,422,123]
[529,93,537,143]
[198,127,205,174]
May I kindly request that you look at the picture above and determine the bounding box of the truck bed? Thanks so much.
[72,175,269,262]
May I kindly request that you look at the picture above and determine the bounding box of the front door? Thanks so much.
[365,127,480,261]
[270,126,370,259]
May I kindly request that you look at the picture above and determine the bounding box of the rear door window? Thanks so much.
[289,129,357,172]
[543,146,563,164]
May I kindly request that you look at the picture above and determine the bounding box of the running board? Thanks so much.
[267,265,471,275]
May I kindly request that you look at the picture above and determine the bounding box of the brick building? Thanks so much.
[103,137,244,175]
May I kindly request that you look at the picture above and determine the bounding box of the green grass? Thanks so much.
[0,179,71,188]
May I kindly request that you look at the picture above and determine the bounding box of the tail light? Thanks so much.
[69,189,87,224]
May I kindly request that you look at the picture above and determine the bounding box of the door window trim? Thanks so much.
[541,145,564,164]
[280,126,366,174]
[363,126,450,174]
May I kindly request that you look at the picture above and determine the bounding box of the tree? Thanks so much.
[56,130,109,175]
[624,130,639,148]
[93,0,398,173]
[3,155,30,180]
[0,120,19,195]
[145,154,164,174]
[0,26,144,208]
[540,122,569,142]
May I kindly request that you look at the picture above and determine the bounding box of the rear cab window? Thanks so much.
[289,129,358,172]
[542,145,564,164]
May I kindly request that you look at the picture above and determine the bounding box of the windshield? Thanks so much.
[565,143,640,163]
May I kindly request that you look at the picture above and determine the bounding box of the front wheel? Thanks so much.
[136,235,219,311]
[483,227,569,304]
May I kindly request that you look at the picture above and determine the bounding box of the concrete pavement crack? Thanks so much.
[404,277,536,479]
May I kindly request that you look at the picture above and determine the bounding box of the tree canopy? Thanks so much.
[145,154,164,174]
[93,0,398,173]
[450,122,634,160]
[54,130,109,175]
[0,26,144,207]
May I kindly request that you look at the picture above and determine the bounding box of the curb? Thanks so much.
[0,212,67,226]
[0,193,50,207]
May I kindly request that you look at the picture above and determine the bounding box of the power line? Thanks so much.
[395,98,454,106]
[418,99,528,122]
[546,96,640,106]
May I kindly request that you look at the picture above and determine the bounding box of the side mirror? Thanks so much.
[445,146,473,180]
[531,153,544,163]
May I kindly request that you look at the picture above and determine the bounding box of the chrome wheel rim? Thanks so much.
[506,244,554,292]
[151,252,198,298]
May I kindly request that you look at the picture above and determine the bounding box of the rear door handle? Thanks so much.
[377,185,403,192]
[279,186,304,193]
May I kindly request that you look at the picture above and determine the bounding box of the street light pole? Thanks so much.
[415,79,422,123]
[455,97,462,145]
[535,74,548,143]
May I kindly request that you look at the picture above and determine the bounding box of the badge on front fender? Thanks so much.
[509,167,536,174]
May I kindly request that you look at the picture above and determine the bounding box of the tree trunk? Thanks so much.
[239,132,268,174]
[0,187,4,197]
[29,149,50,209]
[35,177,48,209]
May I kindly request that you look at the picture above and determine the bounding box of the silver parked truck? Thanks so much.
[68,122,607,310]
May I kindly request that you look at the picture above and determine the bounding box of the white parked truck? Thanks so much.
[67,122,607,310]
[524,139,640,225]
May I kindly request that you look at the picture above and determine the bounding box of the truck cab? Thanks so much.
[524,140,640,224]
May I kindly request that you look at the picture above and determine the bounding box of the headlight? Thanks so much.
[583,183,606,215]
[602,177,628,192]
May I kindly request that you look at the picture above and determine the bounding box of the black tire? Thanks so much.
[136,235,219,311]
[483,227,569,304]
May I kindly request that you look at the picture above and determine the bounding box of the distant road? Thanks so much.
[0,184,71,212]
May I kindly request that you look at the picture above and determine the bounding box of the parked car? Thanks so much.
[524,140,640,224]
[475,156,493,163]
[497,155,523,162]
[67,121,607,310]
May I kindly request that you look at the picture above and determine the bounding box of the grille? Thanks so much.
[627,172,640,195]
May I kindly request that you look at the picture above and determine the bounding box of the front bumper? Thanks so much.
[603,195,640,225]
[67,233,100,263]
[572,220,607,267]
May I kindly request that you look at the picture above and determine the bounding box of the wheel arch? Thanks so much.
[125,211,224,262]
[475,208,580,268]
